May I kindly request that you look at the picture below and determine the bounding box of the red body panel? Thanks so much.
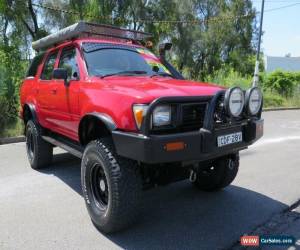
[20,38,224,142]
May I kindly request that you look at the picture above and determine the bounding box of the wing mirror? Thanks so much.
[159,43,172,59]
[53,68,69,87]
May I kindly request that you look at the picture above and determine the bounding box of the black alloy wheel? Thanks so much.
[26,128,35,161]
[81,138,142,233]
[90,162,109,211]
[25,120,53,169]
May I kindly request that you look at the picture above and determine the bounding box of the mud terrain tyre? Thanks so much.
[25,120,53,169]
[193,154,239,191]
[81,138,142,233]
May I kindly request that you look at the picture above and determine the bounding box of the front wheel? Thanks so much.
[81,138,142,233]
[192,153,239,191]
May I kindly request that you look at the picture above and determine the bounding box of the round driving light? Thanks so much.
[245,87,263,115]
[224,87,245,117]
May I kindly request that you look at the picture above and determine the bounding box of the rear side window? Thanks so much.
[26,53,45,77]
[40,51,58,80]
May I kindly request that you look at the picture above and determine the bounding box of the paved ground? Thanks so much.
[0,110,300,250]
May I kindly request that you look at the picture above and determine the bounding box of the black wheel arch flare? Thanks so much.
[23,103,38,125]
[79,112,117,145]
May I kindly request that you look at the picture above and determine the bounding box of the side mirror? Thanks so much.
[53,68,69,86]
[159,43,172,58]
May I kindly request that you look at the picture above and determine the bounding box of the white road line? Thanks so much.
[253,136,300,147]
[0,142,24,147]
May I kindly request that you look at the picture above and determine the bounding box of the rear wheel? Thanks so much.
[193,154,239,191]
[81,138,142,233]
[25,120,53,169]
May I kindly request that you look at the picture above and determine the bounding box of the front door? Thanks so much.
[37,50,59,129]
[50,46,80,140]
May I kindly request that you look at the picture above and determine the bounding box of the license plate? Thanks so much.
[217,132,242,147]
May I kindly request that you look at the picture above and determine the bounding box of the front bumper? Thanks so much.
[112,119,264,164]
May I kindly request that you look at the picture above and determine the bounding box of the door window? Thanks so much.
[40,51,58,80]
[58,47,79,80]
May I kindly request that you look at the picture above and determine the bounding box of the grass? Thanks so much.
[263,91,300,109]
[206,69,252,89]
[0,119,24,138]
[284,94,300,108]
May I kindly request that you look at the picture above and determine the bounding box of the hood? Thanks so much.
[93,76,224,102]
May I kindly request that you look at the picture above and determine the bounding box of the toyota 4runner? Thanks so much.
[20,22,264,233]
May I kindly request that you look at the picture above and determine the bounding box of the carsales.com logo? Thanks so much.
[240,235,295,247]
[240,236,260,246]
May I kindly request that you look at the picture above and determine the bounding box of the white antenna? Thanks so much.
[253,0,265,87]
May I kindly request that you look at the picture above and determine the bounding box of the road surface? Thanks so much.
[0,110,299,250]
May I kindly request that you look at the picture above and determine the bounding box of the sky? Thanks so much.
[252,0,300,57]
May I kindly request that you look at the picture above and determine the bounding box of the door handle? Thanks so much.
[51,89,57,95]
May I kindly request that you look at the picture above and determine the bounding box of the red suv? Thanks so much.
[20,22,264,233]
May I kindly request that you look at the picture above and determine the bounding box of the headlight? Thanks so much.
[245,87,263,115]
[133,104,148,129]
[153,105,171,126]
[225,87,245,117]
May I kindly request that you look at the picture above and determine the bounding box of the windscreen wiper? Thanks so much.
[150,72,174,78]
[100,70,148,78]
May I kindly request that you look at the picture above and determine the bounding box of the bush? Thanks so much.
[205,69,300,108]
[0,44,27,137]
[0,95,22,137]
[263,70,300,97]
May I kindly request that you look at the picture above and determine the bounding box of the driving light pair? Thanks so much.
[225,87,262,117]
[133,104,171,129]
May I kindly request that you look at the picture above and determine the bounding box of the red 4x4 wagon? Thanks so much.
[20,22,264,233]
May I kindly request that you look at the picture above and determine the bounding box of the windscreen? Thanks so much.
[82,43,170,77]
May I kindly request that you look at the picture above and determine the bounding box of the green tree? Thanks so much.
[0,0,261,135]
[0,0,48,40]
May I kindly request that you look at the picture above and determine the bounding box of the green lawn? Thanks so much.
[0,119,24,138]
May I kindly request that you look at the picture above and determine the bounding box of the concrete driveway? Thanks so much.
[0,110,299,250]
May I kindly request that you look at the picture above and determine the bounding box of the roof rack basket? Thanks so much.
[32,21,152,51]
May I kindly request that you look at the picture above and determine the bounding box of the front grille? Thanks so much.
[180,103,207,131]
[150,101,209,135]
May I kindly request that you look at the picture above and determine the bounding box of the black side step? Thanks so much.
[42,135,83,158]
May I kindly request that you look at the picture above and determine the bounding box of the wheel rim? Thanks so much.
[90,163,109,211]
[26,129,35,160]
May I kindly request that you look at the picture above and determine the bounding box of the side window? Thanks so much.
[40,52,58,80]
[58,47,79,80]
[26,53,45,77]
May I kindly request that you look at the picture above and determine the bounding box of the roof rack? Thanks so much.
[32,21,153,51]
